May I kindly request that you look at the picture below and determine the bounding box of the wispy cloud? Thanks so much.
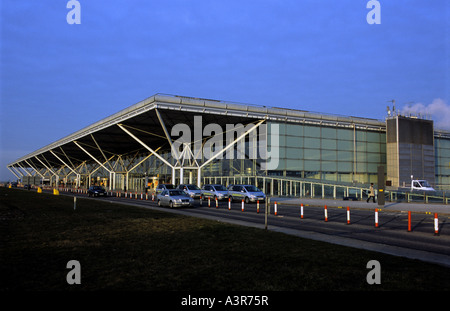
[401,98,450,131]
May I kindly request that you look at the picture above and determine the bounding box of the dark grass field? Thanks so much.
[1,187,450,292]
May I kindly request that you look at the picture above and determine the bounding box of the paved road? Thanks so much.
[64,190,450,267]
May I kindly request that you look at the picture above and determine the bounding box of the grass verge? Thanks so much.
[1,187,449,291]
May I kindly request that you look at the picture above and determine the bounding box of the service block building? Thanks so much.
[386,115,435,188]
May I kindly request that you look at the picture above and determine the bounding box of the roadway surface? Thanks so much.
[63,190,450,268]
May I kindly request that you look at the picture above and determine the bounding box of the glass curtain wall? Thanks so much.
[266,121,386,185]
[435,136,450,190]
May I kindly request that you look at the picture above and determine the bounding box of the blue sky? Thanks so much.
[1,0,448,181]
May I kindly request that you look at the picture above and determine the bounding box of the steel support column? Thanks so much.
[196,119,265,186]
[74,141,113,190]
[7,166,21,180]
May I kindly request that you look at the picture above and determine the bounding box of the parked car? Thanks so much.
[201,184,229,200]
[157,189,194,208]
[228,184,266,203]
[88,186,107,197]
[155,184,176,194]
[178,184,202,198]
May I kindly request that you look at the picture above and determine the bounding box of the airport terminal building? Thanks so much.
[7,94,450,194]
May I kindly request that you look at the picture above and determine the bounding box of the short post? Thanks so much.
[215,197,218,208]
[324,205,328,222]
[265,197,268,230]
[274,201,278,216]
[257,200,260,213]
[408,211,412,232]
[228,197,231,210]
[300,203,304,219]
[346,206,350,224]
[434,213,439,235]
[241,199,244,212]
[375,208,379,228]
[73,196,77,210]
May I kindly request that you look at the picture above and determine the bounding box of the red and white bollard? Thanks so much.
[274,201,278,216]
[257,200,260,213]
[324,205,328,222]
[300,203,304,219]
[208,197,211,207]
[346,206,350,224]
[215,197,218,208]
[228,197,231,210]
[375,208,379,228]
[434,213,439,235]
[241,199,244,212]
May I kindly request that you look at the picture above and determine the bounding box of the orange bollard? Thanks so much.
[300,203,304,219]
[274,201,278,216]
[408,211,412,232]
[228,197,231,210]
[324,205,328,222]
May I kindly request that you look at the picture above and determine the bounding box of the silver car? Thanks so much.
[178,184,202,199]
[201,184,229,200]
[228,184,266,203]
[155,184,176,195]
[157,189,194,208]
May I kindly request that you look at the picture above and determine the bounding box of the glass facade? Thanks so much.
[266,121,386,185]
[435,136,450,190]
[161,120,450,190]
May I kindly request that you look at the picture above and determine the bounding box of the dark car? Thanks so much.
[88,186,107,197]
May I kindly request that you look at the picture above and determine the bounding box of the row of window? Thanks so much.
[274,148,384,161]
[270,136,386,151]
[270,123,386,141]
[270,160,382,172]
